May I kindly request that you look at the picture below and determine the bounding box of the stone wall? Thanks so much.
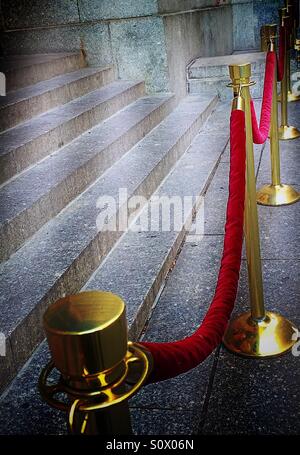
[163,5,233,98]
[232,0,284,51]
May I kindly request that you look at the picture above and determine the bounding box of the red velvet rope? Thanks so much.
[250,50,276,144]
[277,26,285,82]
[141,109,246,383]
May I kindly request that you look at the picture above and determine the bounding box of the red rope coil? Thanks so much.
[250,50,276,144]
[140,109,246,383]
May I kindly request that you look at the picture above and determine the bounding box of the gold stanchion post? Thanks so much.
[278,8,300,139]
[39,291,152,435]
[223,63,298,357]
[256,25,300,206]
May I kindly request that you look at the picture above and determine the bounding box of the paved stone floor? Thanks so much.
[0,101,298,435]
[130,101,300,435]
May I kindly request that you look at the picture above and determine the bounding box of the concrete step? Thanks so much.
[0,102,230,434]
[0,66,116,132]
[188,51,266,100]
[0,94,217,393]
[0,80,145,185]
[0,52,86,92]
[0,94,174,261]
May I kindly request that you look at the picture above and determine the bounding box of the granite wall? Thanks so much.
[163,5,233,98]
[232,0,285,51]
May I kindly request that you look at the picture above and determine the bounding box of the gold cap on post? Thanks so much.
[260,24,277,51]
[279,7,288,26]
[229,62,251,85]
[285,1,294,15]
[279,7,288,18]
[43,291,128,378]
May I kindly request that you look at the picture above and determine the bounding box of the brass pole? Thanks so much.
[223,63,298,357]
[278,9,300,139]
[39,291,152,435]
[256,25,300,206]
[228,63,265,321]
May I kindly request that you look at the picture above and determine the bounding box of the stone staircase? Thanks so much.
[0,50,230,413]
[188,51,266,100]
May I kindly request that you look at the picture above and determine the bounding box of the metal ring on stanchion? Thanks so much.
[39,342,149,412]
[39,341,149,411]
[38,291,152,435]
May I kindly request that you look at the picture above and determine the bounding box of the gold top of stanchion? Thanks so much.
[285,1,294,15]
[43,291,128,377]
[44,291,124,334]
[229,62,251,84]
[279,7,288,25]
[260,24,277,51]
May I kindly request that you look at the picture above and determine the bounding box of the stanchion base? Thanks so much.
[223,311,298,358]
[278,125,300,140]
[256,184,300,206]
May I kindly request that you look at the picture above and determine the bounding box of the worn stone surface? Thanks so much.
[164,4,233,99]
[200,258,300,435]
[0,94,173,261]
[232,1,255,51]
[79,23,114,68]
[0,66,115,131]
[130,234,225,435]
[131,409,200,435]
[252,0,282,50]
[232,0,282,51]
[2,53,85,92]
[0,95,216,393]
[84,106,227,341]
[130,241,227,412]
[78,0,158,21]
[257,203,300,260]
[158,0,227,13]
[110,17,169,94]
[257,139,300,187]
[0,80,144,184]
[0,341,66,435]
[1,0,79,29]
[1,27,81,55]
